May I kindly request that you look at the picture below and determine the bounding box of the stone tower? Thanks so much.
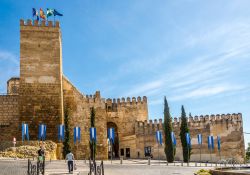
[19,19,64,141]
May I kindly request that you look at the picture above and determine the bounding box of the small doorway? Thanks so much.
[126,148,130,158]
[107,122,119,158]
[120,149,124,156]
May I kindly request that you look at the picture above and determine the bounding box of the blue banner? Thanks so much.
[22,123,29,141]
[90,127,97,142]
[186,133,191,147]
[38,124,46,141]
[156,130,162,145]
[58,124,65,142]
[108,128,115,144]
[207,135,214,150]
[217,136,221,151]
[197,134,202,145]
[171,131,176,146]
[74,127,81,144]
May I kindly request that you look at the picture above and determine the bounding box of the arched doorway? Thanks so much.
[107,122,119,158]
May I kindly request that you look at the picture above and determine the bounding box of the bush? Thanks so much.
[196,169,211,175]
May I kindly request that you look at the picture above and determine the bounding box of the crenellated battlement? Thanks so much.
[105,96,147,105]
[135,113,242,135]
[174,113,243,124]
[104,96,147,112]
[20,19,60,28]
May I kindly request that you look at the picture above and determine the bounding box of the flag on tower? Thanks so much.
[32,8,39,20]
[46,8,54,18]
[40,8,46,20]
[53,9,63,16]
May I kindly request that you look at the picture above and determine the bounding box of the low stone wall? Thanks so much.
[0,140,57,160]
[210,167,250,175]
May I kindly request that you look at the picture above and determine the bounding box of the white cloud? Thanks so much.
[0,50,19,93]
[123,80,164,97]
[169,85,245,101]
[0,50,18,65]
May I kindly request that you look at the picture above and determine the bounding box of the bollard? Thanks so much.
[173,161,175,166]
[195,162,197,167]
[216,163,217,167]
[28,159,30,175]
[187,162,189,167]
[205,162,207,167]
[148,157,151,165]
[166,161,168,166]
[120,156,123,164]
[84,158,86,164]
[181,162,183,166]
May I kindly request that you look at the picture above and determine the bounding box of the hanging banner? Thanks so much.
[217,136,221,151]
[90,127,97,142]
[207,135,214,150]
[58,124,65,142]
[74,126,81,144]
[197,134,202,145]
[156,130,162,145]
[108,128,115,144]
[38,124,47,141]
[171,131,176,146]
[186,133,191,148]
[22,123,29,141]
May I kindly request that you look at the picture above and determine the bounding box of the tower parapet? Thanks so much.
[104,96,147,112]
[20,19,60,28]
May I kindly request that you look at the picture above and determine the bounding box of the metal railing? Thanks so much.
[27,157,45,175]
[89,159,104,175]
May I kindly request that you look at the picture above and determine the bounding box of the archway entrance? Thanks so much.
[107,122,119,158]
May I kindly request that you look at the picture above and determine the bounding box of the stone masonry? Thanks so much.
[0,19,245,162]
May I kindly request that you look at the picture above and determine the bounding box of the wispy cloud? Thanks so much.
[122,80,163,97]
[118,20,250,106]
[0,50,19,93]
[169,84,245,101]
[0,50,19,65]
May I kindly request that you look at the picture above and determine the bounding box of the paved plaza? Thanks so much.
[1,158,250,175]
[0,158,216,175]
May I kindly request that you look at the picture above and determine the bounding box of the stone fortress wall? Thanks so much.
[135,113,245,162]
[0,19,245,162]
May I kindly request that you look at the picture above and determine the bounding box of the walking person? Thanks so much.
[66,150,74,174]
[37,145,45,174]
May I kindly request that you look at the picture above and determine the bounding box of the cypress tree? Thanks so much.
[163,97,174,162]
[179,105,190,162]
[89,107,96,160]
[63,108,71,158]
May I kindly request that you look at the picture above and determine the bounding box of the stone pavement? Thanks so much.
[3,158,243,175]
[44,159,214,175]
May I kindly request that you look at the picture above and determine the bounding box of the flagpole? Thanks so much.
[158,141,159,164]
[111,139,113,164]
[200,144,202,167]
[210,147,212,163]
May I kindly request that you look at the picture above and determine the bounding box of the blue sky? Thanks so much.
[0,0,249,147]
